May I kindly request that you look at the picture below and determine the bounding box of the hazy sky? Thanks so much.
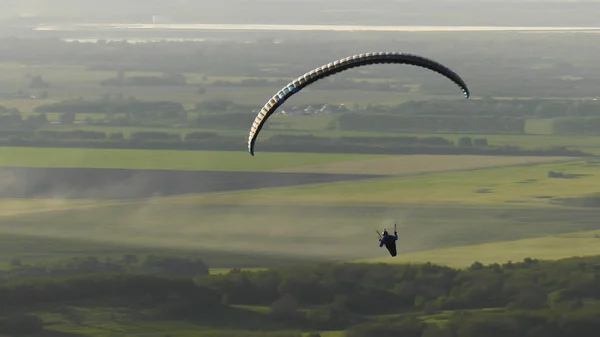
[2,0,600,26]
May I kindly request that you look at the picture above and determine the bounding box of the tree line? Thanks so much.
[28,95,600,119]
[3,254,208,283]
[0,130,587,157]
[337,114,526,134]
[197,256,600,335]
[4,256,600,335]
[13,96,600,135]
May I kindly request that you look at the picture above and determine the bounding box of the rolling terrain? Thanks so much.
[0,147,597,268]
[3,8,600,337]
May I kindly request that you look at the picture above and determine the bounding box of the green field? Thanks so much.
[7,60,600,157]
[173,159,596,206]
[0,231,321,269]
[32,303,348,337]
[34,305,303,337]
[0,63,455,113]
[40,116,600,155]
[3,201,599,262]
[0,147,380,171]
[272,154,573,175]
[3,58,600,271]
[0,146,596,270]
[360,230,600,267]
[5,32,600,337]
[0,148,597,267]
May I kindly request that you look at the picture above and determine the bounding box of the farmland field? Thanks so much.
[0,147,596,267]
[0,147,380,171]
[2,203,600,262]
[2,48,600,271]
[6,24,600,337]
[6,59,600,158]
[42,120,600,155]
[0,233,321,269]
[361,229,600,268]
[173,159,597,206]
[0,166,385,199]
[272,154,573,175]
[0,63,456,113]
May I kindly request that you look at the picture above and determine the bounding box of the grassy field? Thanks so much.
[0,198,99,216]
[0,147,380,171]
[0,148,597,266]
[360,229,600,268]
[0,62,457,113]
[0,146,574,174]
[45,119,600,155]
[2,200,600,263]
[6,60,600,156]
[32,303,349,337]
[272,155,573,175]
[168,159,597,206]
[0,232,321,269]
[25,301,498,337]
[2,57,600,269]
[35,305,301,337]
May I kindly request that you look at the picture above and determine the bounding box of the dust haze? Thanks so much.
[0,195,456,261]
[0,167,404,260]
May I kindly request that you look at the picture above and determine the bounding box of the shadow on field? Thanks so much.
[0,167,387,199]
[3,203,600,263]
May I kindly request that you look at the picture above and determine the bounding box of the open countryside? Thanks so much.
[2,1,600,336]
[35,23,600,33]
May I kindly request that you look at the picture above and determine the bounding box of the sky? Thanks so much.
[2,0,600,27]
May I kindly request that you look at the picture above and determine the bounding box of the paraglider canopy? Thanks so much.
[247,52,471,156]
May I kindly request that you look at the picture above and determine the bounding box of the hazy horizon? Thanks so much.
[4,0,600,28]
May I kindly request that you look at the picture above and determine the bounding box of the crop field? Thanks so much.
[0,62,454,113]
[45,119,600,156]
[361,229,600,268]
[8,59,600,157]
[0,231,320,269]
[0,146,597,266]
[174,159,598,206]
[2,199,600,263]
[0,147,576,172]
[0,147,380,171]
[0,167,386,199]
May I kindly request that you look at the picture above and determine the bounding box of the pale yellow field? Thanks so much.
[359,230,600,268]
[272,155,575,175]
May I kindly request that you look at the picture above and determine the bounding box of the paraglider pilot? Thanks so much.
[378,224,399,257]
[379,229,398,248]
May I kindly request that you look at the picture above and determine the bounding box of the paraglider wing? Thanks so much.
[247,52,470,155]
